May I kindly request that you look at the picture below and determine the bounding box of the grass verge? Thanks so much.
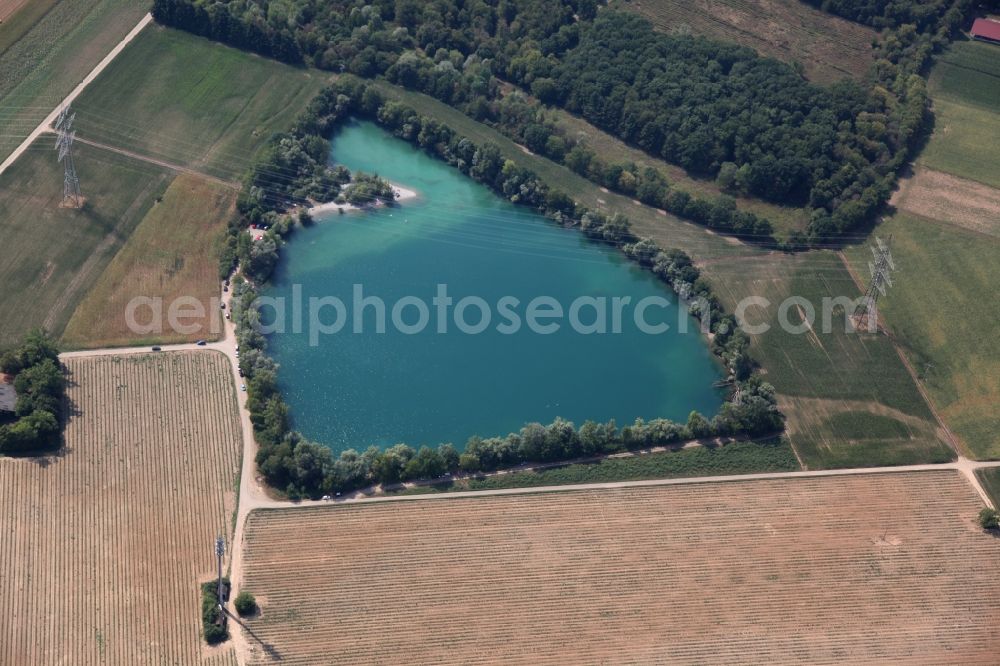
[976,468,1000,508]
[395,439,800,494]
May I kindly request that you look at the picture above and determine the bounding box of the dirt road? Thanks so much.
[0,13,153,175]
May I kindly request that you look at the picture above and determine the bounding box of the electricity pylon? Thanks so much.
[852,235,894,332]
[54,107,83,208]
[215,535,226,608]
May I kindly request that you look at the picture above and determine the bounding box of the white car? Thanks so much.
[240,384,246,392]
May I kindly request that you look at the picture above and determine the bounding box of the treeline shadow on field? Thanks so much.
[223,608,283,661]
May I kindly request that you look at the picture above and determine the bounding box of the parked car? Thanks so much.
[240,384,246,392]
[195,340,206,346]
[151,346,161,351]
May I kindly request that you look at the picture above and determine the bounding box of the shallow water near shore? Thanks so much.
[264,120,724,454]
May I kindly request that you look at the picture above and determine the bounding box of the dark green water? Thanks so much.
[264,121,723,454]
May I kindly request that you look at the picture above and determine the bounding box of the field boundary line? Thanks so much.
[72,135,240,189]
[245,461,1000,511]
[0,12,153,175]
[836,251,971,457]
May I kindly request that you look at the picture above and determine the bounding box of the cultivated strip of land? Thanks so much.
[0,11,152,174]
[0,352,241,665]
[616,0,876,83]
[238,471,1000,664]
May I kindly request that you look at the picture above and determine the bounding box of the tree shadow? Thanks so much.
[222,607,283,661]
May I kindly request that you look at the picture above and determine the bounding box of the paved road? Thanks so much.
[0,13,153,176]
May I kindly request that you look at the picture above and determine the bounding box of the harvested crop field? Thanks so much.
[0,352,242,665]
[617,0,876,83]
[239,471,1000,664]
[892,167,1000,238]
[61,174,235,349]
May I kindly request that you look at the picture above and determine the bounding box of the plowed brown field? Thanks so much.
[240,471,1000,664]
[0,352,242,664]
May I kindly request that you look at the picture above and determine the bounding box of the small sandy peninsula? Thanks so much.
[308,184,418,216]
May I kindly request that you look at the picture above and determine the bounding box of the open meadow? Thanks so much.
[0,138,172,348]
[844,212,1000,459]
[71,25,329,182]
[61,174,235,349]
[702,250,952,468]
[920,40,1000,188]
[0,0,149,157]
[615,0,876,83]
[0,351,241,664]
[239,471,1000,664]
[1,26,327,349]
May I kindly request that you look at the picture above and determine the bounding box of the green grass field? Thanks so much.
[920,40,1000,188]
[844,213,1000,459]
[702,250,949,468]
[61,174,235,349]
[976,468,1000,508]
[397,439,800,494]
[71,25,330,181]
[0,0,61,55]
[0,0,150,158]
[0,139,172,348]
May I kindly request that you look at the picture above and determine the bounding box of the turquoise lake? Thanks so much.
[264,120,724,454]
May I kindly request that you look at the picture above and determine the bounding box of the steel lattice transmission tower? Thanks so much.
[215,535,226,608]
[54,106,84,208]
[852,235,895,332]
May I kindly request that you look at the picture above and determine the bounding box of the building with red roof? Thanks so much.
[971,18,1000,44]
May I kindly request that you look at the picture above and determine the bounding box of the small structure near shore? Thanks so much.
[0,374,16,413]
[971,18,1000,45]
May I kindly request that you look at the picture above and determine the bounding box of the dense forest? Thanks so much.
[152,0,971,242]
[0,330,64,454]
[802,0,966,30]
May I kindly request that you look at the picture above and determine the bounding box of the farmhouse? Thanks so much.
[0,375,15,413]
[970,18,1000,44]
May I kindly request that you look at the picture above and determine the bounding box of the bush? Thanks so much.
[977,508,999,531]
[200,580,229,644]
[234,590,257,616]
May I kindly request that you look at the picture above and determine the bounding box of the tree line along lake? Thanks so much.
[263,120,724,455]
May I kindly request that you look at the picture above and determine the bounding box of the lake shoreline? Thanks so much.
[307,183,419,216]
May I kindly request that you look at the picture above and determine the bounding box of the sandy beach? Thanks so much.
[307,183,418,216]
